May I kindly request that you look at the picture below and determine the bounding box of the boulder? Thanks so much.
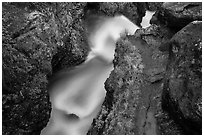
[151,2,202,31]
[145,2,163,11]
[88,2,202,135]
[84,2,147,26]
[2,2,89,134]
[2,2,202,135]
[88,24,184,134]
[162,21,202,134]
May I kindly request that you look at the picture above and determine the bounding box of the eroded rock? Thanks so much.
[89,2,202,135]
[2,2,89,134]
[162,21,202,134]
[2,2,202,135]
[85,2,146,26]
[145,2,163,11]
[88,24,183,134]
[151,2,202,31]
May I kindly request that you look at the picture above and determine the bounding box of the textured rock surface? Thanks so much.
[88,2,202,135]
[88,25,183,134]
[2,2,89,134]
[145,2,163,11]
[85,2,146,27]
[162,21,202,134]
[2,2,147,135]
[151,2,202,31]
[2,2,202,135]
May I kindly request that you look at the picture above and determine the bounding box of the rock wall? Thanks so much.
[162,21,202,134]
[2,2,147,135]
[88,24,180,135]
[88,2,202,135]
[2,2,202,135]
[151,2,202,31]
[2,2,89,134]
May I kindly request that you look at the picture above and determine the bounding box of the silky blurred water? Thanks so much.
[141,10,155,28]
[41,11,153,135]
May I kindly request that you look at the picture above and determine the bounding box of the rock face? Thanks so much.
[2,2,147,135]
[88,25,179,134]
[145,2,163,11]
[162,21,202,134]
[84,2,146,27]
[2,2,89,134]
[2,2,202,135]
[88,2,202,135]
[151,2,202,31]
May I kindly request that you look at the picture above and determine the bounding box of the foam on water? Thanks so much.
[41,15,142,135]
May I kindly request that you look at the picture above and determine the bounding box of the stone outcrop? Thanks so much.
[2,2,202,135]
[84,2,147,27]
[2,2,147,134]
[162,21,202,134]
[151,2,202,31]
[2,2,89,134]
[88,24,186,134]
[88,2,202,135]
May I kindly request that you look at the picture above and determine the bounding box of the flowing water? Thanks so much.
[141,11,155,28]
[41,11,153,135]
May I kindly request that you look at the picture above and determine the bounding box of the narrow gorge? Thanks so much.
[2,2,202,135]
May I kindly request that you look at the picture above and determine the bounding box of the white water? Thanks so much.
[41,11,153,135]
[141,10,155,28]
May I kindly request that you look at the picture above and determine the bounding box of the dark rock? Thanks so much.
[50,3,90,74]
[2,2,202,135]
[2,2,147,135]
[88,2,202,135]
[146,2,163,11]
[151,2,202,31]
[2,2,89,134]
[84,2,146,26]
[88,35,147,135]
[162,21,202,134]
[88,24,183,134]
[146,69,164,83]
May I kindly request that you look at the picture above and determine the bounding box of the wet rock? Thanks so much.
[50,3,90,74]
[84,2,146,26]
[88,2,202,135]
[151,2,202,31]
[162,21,202,134]
[146,2,163,11]
[2,2,89,134]
[88,36,146,135]
[2,2,202,135]
[88,24,183,134]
